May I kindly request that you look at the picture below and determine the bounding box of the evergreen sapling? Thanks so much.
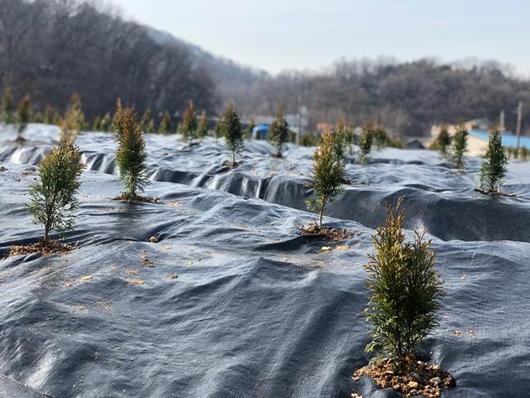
[364,201,443,367]
[221,104,244,166]
[59,93,84,144]
[359,123,374,163]
[269,106,289,157]
[451,124,468,170]
[16,95,31,142]
[197,110,208,141]
[180,101,198,142]
[159,111,171,134]
[1,87,15,125]
[114,108,150,201]
[142,108,155,133]
[307,130,344,228]
[478,126,507,194]
[28,143,84,244]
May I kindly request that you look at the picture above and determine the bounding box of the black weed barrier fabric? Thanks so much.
[0,125,529,397]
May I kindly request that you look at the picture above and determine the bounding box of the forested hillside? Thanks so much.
[2,0,530,136]
[0,0,216,119]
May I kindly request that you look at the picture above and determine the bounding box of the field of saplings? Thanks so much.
[0,100,529,398]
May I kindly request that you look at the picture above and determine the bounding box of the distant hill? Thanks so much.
[145,27,270,115]
[2,0,530,136]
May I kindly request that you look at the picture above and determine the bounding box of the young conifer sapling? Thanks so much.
[478,126,507,194]
[180,101,198,142]
[307,130,344,228]
[16,95,31,142]
[142,108,155,133]
[197,110,208,141]
[363,201,443,367]
[114,107,150,201]
[159,111,172,134]
[28,143,84,245]
[222,104,244,166]
[355,201,454,396]
[1,87,15,125]
[59,93,84,144]
[451,124,468,170]
[359,123,374,163]
[269,106,290,157]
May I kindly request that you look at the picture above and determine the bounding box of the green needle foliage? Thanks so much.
[221,104,244,166]
[307,130,345,228]
[451,124,468,170]
[364,201,443,368]
[246,118,255,139]
[359,123,374,163]
[92,115,102,131]
[28,143,84,243]
[479,126,507,194]
[158,111,171,134]
[112,98,123,132]
[337,118,355,154]
[334,118,352,158]
[197,110,208,141]
[59,93,84,144]
[16,95,31,140]
[100,112,112,132]
[1,86,15,124]
[214,119,223,141]
[44,105,56,125]
[431,125,451,156]
[114,107,149,200]
[269,106,290,157]
[142,108,155,133]
[180,101,198,142]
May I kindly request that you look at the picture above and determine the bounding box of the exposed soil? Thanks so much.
[299,223,355,241]
[353,357,456,398]
[9,240,74,257]
[112,193,160,203]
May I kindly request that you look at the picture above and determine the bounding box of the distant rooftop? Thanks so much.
[469,129,530,149]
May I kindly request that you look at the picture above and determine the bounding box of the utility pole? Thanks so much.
[516,101,523,150]
[500,110,505,131]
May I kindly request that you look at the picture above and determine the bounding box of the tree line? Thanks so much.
[0,0,216,121]
[3,0,530,139]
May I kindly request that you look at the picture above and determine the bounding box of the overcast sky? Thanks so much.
[110,0,530,75]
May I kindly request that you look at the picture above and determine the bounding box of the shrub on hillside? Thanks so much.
[159,111,172,134]
[16,95,31,141]
[307,130,344,228]
[1,87,15,125]
[28,143,84,244]
[197,110,208,141]
[59,93,84,144]
[142,108,155,133]
[180,101,198,142]
[451,124,468,170]
[221,104,244,166]
[269,106,290,157]
[364,201,443,366]
[430,126,451,156]
[114,107,149,201]
[359,123,374,162]
[478,126,507,194]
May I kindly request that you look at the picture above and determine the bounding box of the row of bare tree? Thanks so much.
[0,0,217,121]
[2,1,530,137]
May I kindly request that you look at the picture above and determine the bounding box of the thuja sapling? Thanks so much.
[221,103,244,167]
[269,106,290,157]
[478,126,507,194]
[114,107,150,201]
[28,143,84,245]
[307,130,344,228]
